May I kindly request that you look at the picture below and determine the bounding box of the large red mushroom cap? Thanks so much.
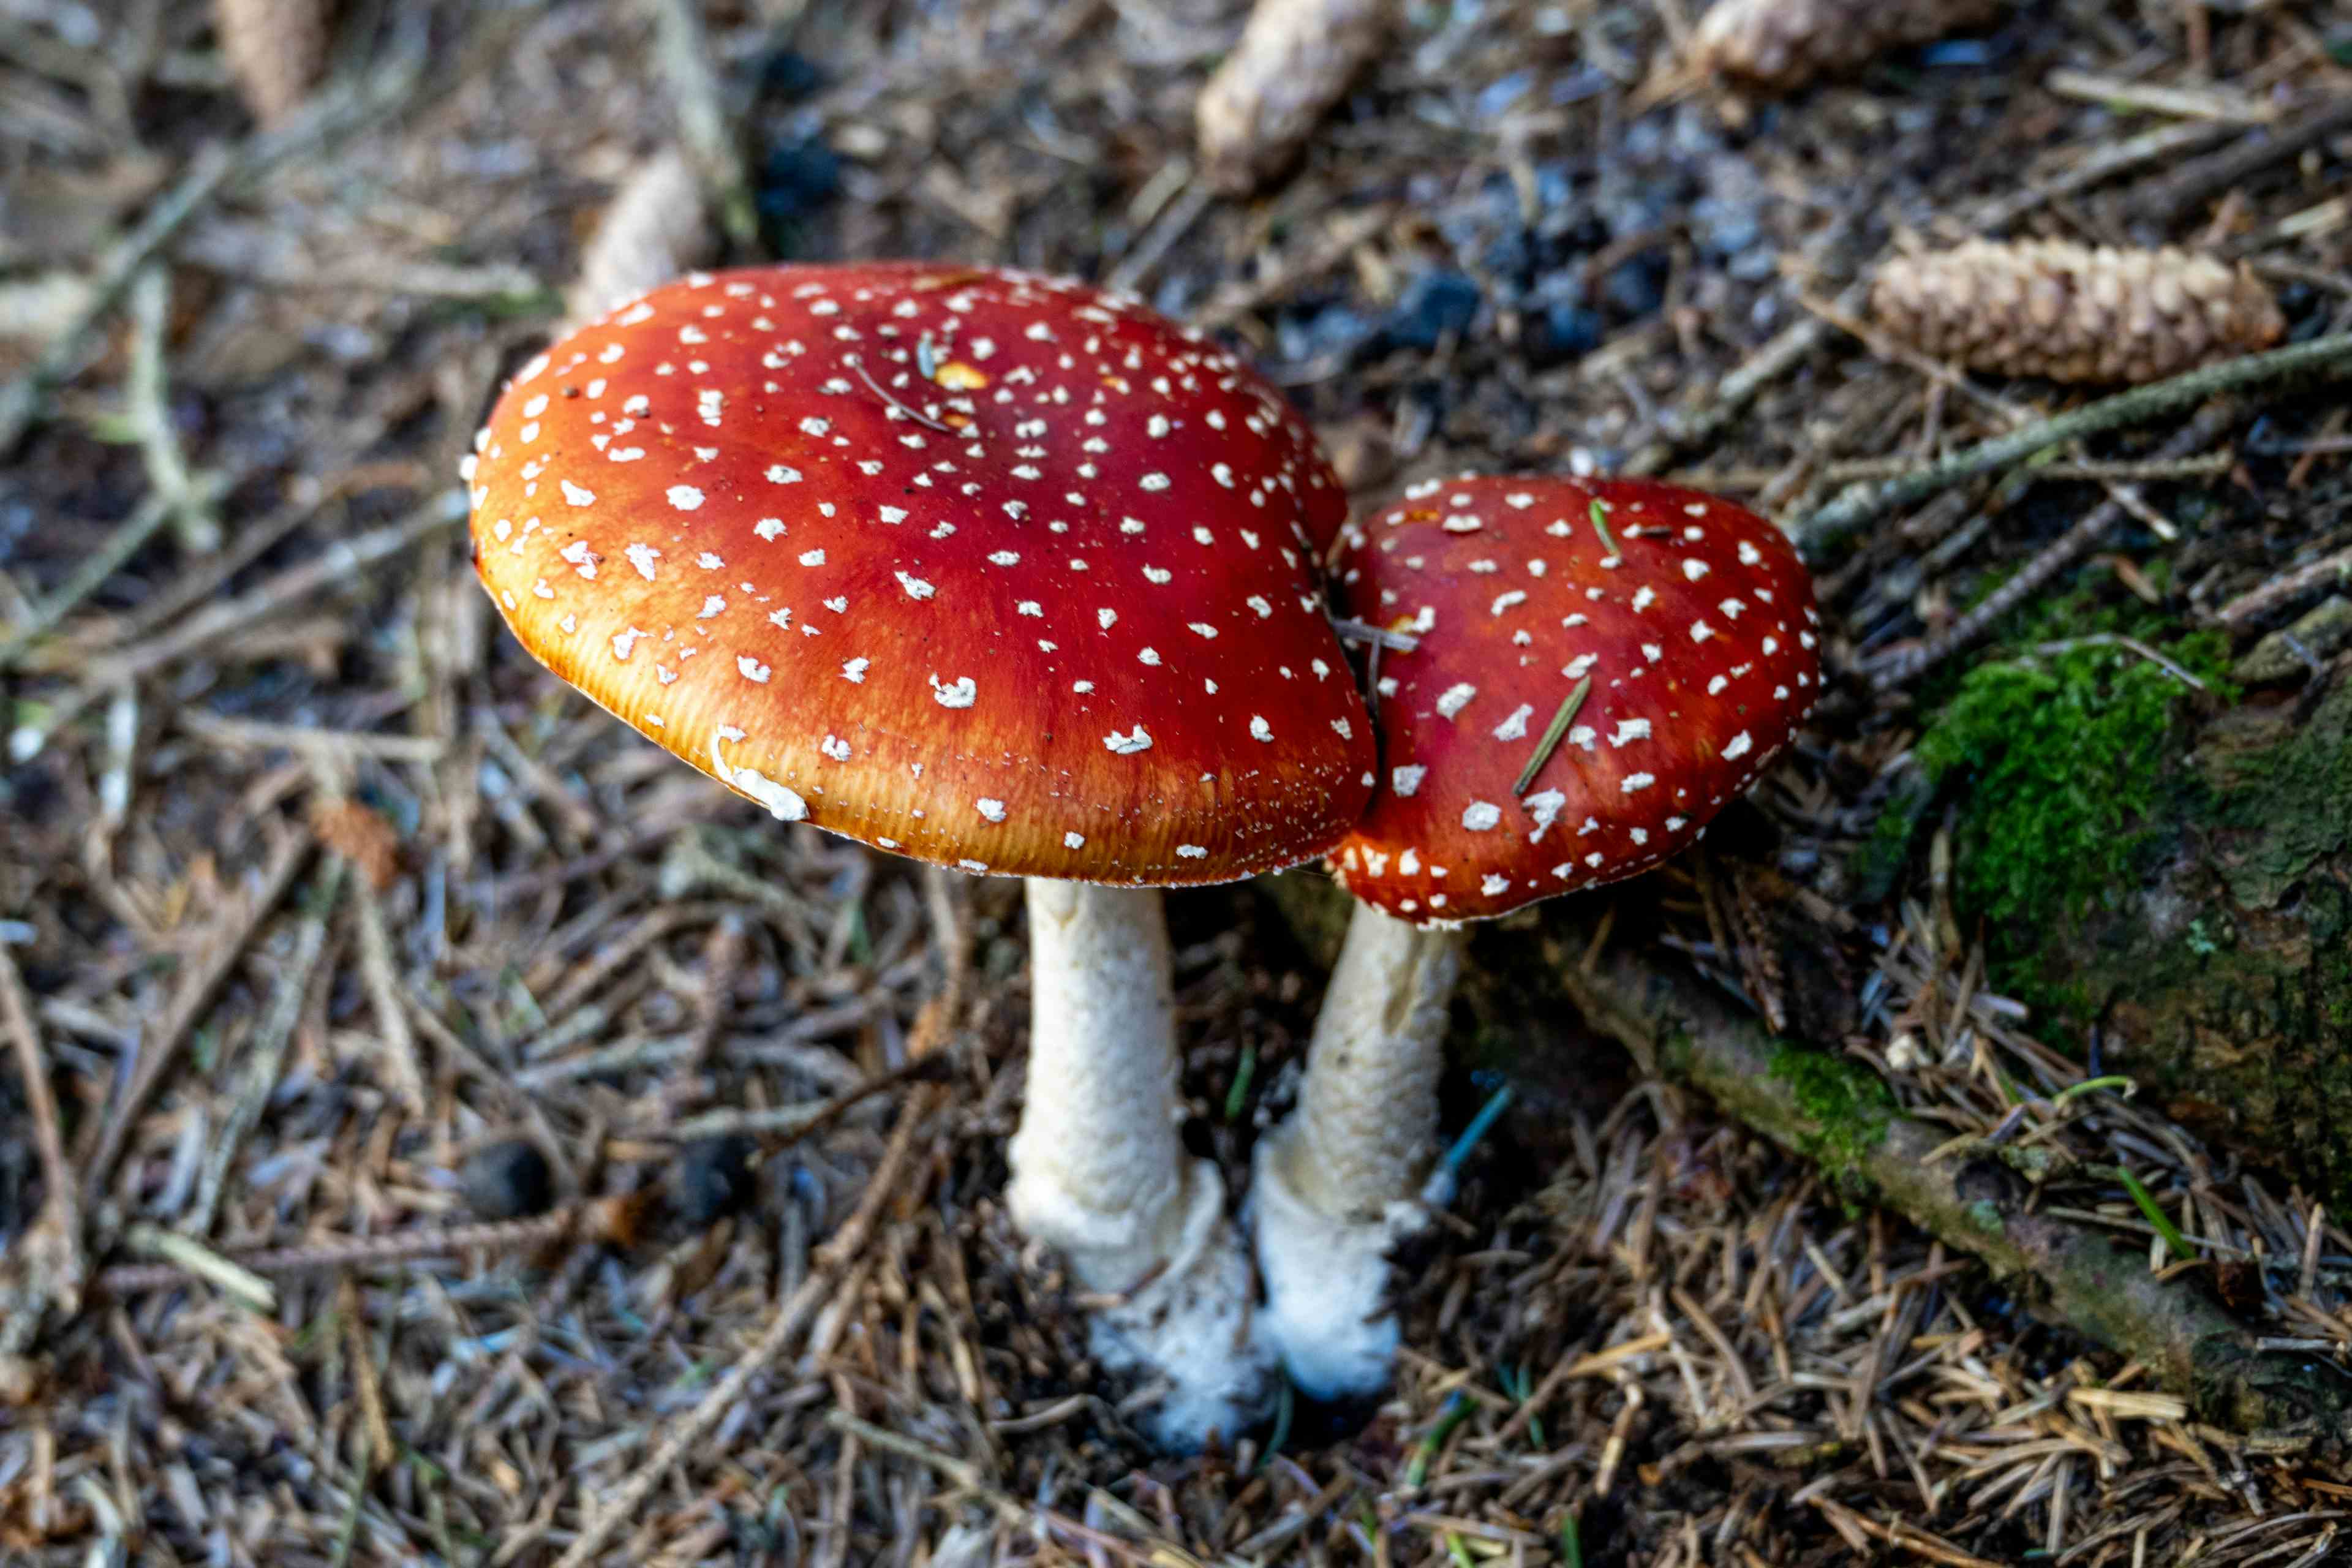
[464,262,1371,884]
[1329,473,1819,924]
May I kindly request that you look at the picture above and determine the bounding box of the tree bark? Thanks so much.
[2049,667,2352,1212]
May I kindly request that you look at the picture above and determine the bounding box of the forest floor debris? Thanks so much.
[4,0,2352,1562]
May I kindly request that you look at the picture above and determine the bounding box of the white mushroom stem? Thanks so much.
[1253,901,1468,1401]
[1005,880,1274,1450]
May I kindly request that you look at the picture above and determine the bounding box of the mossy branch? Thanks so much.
[1551,927,2352,1438]
[1790,331,2352,556]
[1256,872,2352,1442]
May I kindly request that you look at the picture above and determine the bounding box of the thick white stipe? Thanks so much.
[1006,880,1275,1449]
[1254,903,1466,1400]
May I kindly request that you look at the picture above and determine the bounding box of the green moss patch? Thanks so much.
[1766,1046,1894,1180]
[1915,628,2231,990]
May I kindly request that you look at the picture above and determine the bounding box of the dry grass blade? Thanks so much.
[82,828,314,1198]
[0,941,83,1345]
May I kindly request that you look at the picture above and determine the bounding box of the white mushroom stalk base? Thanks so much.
[1253,902,1468,1401]
[1005,880,1275,1452]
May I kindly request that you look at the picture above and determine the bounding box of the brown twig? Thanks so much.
[0,941,84,1349]
[9,493,466,763]
[1792,333,2352,555]
[658,1052,948,1144]
[2139,97,2352,230]
[2216,544,2352,629]
[1624,282,1868,478]
[1861,401,2240,688]
[348,870,428,1114]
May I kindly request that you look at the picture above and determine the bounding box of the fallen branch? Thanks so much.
[1256,874,2352,1439]
[1556,932,2352,1439]
[2141,96,2352,230]
[1790,331,2352,555]
[1860,399,2242,687]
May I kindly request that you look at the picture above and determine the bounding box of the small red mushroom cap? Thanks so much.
[1328,473,1819,925]
[464,263,1372,885]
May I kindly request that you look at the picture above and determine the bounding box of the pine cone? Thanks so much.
[1871,239,2286,385]
[567,149,715,330]
[1689,0,2002,92]
[215,0,330,126]
[1196,0,1393,194]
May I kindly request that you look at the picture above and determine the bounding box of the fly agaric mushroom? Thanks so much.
[462,262,1373,1449]
[1254,472,1820,1400]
